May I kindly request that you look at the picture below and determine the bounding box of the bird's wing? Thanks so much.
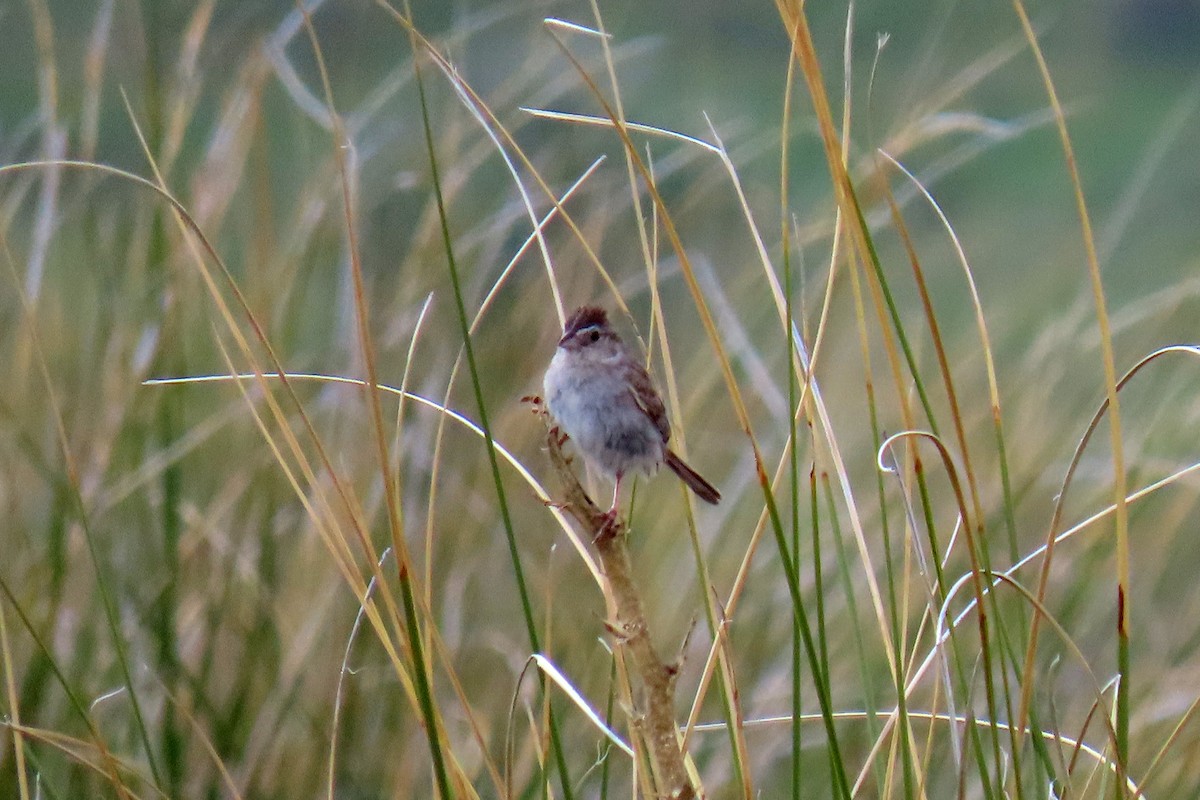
[624,360,672,443]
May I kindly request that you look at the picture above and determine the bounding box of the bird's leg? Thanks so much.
[605,472,623,520]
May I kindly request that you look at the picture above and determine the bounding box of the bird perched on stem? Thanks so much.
[542,305,720,519]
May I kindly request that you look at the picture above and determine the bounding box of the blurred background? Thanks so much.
[0,0,1199,796]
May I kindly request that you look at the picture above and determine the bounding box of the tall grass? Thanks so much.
[1,0,1199,797]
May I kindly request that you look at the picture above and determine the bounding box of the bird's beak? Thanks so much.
[557,332,570,347]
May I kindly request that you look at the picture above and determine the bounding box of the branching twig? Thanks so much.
[536,401,697,800]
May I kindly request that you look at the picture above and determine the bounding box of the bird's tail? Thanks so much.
[664,450,721,505]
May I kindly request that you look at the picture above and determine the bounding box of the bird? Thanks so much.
[542,305,720,518]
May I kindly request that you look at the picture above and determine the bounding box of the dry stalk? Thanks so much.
[538,405,697,800]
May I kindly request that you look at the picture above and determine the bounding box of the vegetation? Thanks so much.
[2,0,1199,797]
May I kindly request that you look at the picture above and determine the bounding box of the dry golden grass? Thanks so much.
[2,1,1200,798]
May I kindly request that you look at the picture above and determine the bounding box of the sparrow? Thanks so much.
[542,305,720,517]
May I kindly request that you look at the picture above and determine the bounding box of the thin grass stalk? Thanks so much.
[838,178,924,796]
[666,449,751,794]
[584,3,752,783]
[599,656,618,798]
[0,575,133,797]
[0,239,154,796]
[639,144,750,795]
[401,7,575,797]
[784,222,803,800]
[152,233,185,800]
[873,170,1029,796]
[676,503,750,794]
[120,101,415,786]
[189,370,530,797]
[423,157,604,607]
[1133,690,1200,795]
[767,485,853,797]
[544,18,797,796]
[776,11,940,441]
[918,679,944,793]
[294,8,458,797]
[876,148,1025,599]
[651,268,752,798]
[810,477,834,781]
[1,155,426,792]
[833,8,916,795]
[982,574,1126,792]
[0,598,30,800]
[822,473,895,788]
[1018,345,1200,787]
[1010,5,1131,792]
[118,88,411,654]
[870,384,917,798]
[793,466,807,798]
[130,0,188,793]
[122,108,427,797]
[851,221,960,793]
[677,428,808,753]
[773,25,968,756]
[779,15,806,795]
[151,679,244,800]
[878,424,992,791]
[0,724,155,794]
[544,26,859,795]
[905,426,1004,793]
[863,421,1193,793]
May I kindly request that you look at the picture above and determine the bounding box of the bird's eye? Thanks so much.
[589,331,600,342]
